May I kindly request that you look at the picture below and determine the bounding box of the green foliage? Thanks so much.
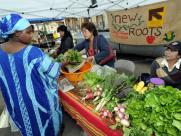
[55,54,64,62]
[83,72,104,87]
[55,49,82,64]
[124,86,181,136]
[65,49,82,64]
[83,72,136,112]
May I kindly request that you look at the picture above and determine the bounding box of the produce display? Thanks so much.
[133,81,148,94]
[55,49,85,73]
[56,49,82,64]
[55,54,64,62]
[52,48,181,136]
[76,72,136,128]
[75,71,181,136]
[124,86,181,136]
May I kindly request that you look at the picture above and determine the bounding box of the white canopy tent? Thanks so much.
[0,0,167,19]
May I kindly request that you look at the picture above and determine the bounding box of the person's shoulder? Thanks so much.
[66,36,73,41]
[97,34,107,42]
[28,45,44,57]
[67,36,72,39]
[151,57,164,68]
[155,57,164,63]
[98,34,105,39]
[29,45,42,52]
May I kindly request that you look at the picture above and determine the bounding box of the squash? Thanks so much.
[136,81,145,91]
[133,84,137,90]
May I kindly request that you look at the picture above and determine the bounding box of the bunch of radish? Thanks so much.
[100,108,112,119]
[93,84,102,95]
[81,88,94,100]
[82,84,102,101]
[114,104,130,127]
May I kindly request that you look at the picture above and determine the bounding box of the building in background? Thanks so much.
[64,12,109,32]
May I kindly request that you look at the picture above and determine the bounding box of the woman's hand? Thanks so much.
[61,62,69,67]
[86,56,94,63]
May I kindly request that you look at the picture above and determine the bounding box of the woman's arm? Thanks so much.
[31,47,61,81]
[94,35,110,63]
[74,40,86,51]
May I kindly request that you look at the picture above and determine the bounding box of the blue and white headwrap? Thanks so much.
[0,13,30,38]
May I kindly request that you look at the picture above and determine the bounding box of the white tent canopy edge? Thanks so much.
[0,0,167,19]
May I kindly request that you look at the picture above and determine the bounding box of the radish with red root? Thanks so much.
[82,92,94,100]
[113,104,130,127]
[100,109,112,118]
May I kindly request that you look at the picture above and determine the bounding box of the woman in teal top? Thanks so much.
[0,13,64,136]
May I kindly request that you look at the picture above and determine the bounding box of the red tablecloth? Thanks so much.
[59,90,123,136]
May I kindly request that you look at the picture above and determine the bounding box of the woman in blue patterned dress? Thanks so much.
[0,14,63,136]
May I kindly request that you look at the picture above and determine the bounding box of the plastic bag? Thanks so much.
[0,108,19,132]
[91,64,116,77]
[9,115,19,132]
[0,108,9,128]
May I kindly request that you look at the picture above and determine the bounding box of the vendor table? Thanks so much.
[58,90,123,136]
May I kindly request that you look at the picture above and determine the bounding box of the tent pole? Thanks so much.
[35,24,41,47]
[43,23,50,49]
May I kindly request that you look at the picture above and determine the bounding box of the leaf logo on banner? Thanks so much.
[163,31,175,42]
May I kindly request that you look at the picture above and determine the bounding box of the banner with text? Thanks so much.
[107,0,181,45]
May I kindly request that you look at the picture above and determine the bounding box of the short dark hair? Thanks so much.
[31,25,35,32]
[81,22,98,36]
[57,25,67,32]
[57,25,72,41]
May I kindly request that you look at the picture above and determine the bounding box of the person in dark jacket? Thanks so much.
[150,41,181,89]
[56,25,74,55]
[74,22,115,67]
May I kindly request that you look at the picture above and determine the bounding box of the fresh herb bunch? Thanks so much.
[55,54,65,62]
[64,49,82,64]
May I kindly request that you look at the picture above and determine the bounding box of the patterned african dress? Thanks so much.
[0,45,62,136]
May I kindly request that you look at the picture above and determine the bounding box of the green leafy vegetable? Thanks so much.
[65,49,82,64]
[124,86,181,136]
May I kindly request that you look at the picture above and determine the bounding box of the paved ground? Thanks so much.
[0,54,153,136]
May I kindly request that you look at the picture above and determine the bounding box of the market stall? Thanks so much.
[56,50,124,135]
[55,49,181,136]
[58,74,181,136]
[58,90,123,136]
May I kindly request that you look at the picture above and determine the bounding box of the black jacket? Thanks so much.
[57,37,74,54]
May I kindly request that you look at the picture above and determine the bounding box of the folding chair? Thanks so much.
[114,59,135,75]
